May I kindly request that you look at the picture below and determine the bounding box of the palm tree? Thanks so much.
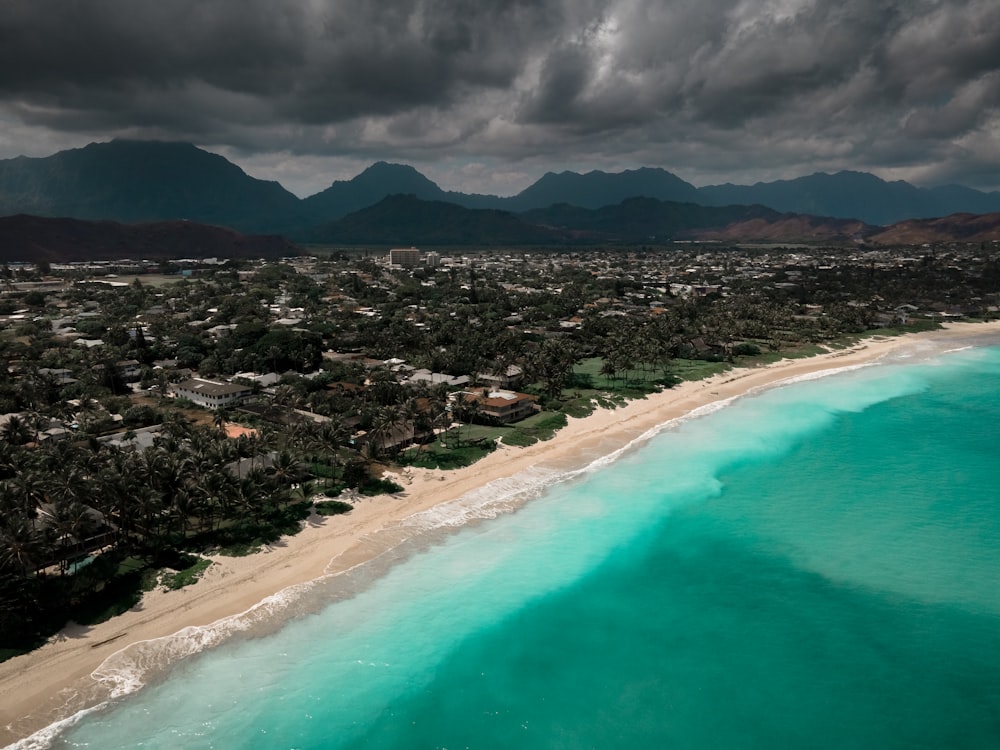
[45,500,98,574]
[269,450,300,488]
[1,415,32,446]
[212,408,229,434]
[236,476,267,524]
[0,441,21,480]
[0,516,44,575]
[10,474,46,527]
[45,465,89,508]
[368,405,412,460]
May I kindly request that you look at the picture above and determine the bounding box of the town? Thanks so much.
[1,240,998,657]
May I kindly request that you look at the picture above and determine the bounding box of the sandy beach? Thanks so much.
[3,321,1000,747]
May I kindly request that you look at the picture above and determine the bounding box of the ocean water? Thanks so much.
[31,343,1000,749]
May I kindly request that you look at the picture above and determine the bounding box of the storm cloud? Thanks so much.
[1,0,998,196]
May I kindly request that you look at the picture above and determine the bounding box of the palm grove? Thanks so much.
[2,243,999,657]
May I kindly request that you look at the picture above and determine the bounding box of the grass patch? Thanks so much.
[207,500,313,556]
[358,477,404,496]
[315,500,354,516]
[500,430,538,447]
[596,395,625,409]
[215,542,260,557]
[668,358,732,382]
[561,398,596,419]
[400,440,495,470]
[456,424,508,443]
[573,358,667,393]
[162,557,212,590]
[504,411,567,445]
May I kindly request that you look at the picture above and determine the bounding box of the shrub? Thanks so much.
[359,477,404,496]
[315,500,354,516]
[162,558,212,590]
[732,342,761,356]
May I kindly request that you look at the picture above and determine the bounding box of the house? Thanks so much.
[116,359,142,382]
[405,369,470,387]
[37,367,77,385]
[459,389,538,424]
[477,365,523,390]
[171,378,253,409]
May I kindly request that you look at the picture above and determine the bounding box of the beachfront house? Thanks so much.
[458,389,538,424]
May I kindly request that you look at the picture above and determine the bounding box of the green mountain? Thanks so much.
[698,171,1000,226]
[301,194,559,245]
[505,167,701,212]
[0,140,304,232]
[523,197,874,243]
[0,214,301,263]
[301,162,450,222]
[522,198,778,240]
[302,194,874,246]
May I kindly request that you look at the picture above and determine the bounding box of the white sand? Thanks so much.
[3,321,999,746]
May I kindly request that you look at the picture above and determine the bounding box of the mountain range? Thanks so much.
[0,140,999,256]
[3,140,1000,231]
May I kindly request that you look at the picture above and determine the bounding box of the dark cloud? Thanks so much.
[0,0,998,194]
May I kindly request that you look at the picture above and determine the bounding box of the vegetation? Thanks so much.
[315,500,354,516]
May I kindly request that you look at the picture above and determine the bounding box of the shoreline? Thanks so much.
[4,321,1000,747]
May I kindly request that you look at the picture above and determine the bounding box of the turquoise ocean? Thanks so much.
[25,340,1000,749]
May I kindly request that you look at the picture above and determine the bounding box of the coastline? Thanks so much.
[3,321,1000,747]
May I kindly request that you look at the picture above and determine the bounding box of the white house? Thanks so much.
[171,378,253,409]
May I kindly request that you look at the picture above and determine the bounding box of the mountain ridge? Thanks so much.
[303,194,877,246]
[0,214,302,263]
[2,140,1000,234]
[3,197,998,262]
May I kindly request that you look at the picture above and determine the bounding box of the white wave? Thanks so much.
[768,362,874,388]
[4,704,108,750]
[398,466,565,531]
[396,395,749,536]
[87,578,320,704]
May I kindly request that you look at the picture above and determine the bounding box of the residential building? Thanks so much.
[460,389,538,424]
[171,378,253,409]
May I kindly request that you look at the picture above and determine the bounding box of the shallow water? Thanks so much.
[41,344,1000,749]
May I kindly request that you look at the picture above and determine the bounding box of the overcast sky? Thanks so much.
[1,0,998,197]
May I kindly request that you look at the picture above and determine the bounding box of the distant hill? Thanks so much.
[5,199,994,257]
[867,212,1000,245]
[698,171,1000,226]
[501,168,701,212]
[0,140,304,232]
[301,194,875,246]
[686,214,874,244]
[0,214,301,263]
[301,162,451,223]
[307,164,1000,226]
[301,194,559,245]
[523,198,874,244]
